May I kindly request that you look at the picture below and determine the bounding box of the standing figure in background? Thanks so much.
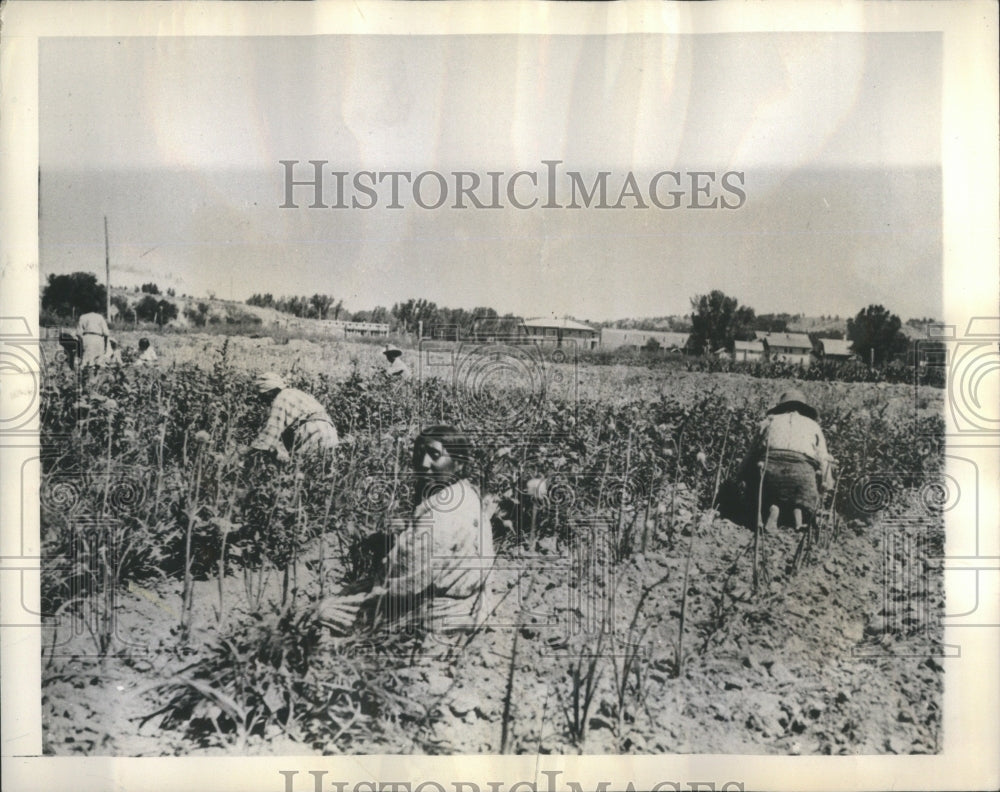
[136,337,158,365]
[249,372,339,465]
[76,310,110,368]
[382,344,411,380]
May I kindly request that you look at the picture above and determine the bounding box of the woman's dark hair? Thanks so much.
[138,337,150,351]
[412,425,473,470]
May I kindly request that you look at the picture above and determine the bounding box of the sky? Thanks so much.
[39,32,942,322]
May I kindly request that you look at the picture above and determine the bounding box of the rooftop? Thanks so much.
[760,332,813,350]
[523,317,598,333]
[820,338,855,356]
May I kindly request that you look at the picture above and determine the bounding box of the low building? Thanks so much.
[273,316,389,338]
[733,338,765,362]
[760,332,814,366]
[817,338,855,361]
[522,317,599,349]
[600,328,690,352]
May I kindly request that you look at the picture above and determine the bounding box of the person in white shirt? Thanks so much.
[382,345,411,380]
[75,311,110,368]
[738,388,835,527]
[136,337,158,365]
[317,426,493,635]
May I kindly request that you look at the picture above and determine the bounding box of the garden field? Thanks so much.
[39,334,946,755]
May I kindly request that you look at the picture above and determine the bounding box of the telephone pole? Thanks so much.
[104,216,111,320]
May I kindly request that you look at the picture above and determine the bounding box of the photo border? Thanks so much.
[2,2,997,790]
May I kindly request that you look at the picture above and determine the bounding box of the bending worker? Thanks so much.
[737,387,835,530]
[249,372,339,464]
[382,345,411,380]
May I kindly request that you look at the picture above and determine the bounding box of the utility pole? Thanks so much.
[104,216,111,320]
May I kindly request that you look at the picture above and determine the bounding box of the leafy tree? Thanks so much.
[247,293,276,309]
[141,282,161,295]
[309,294,334,320]
[156,299,179,326]
[353,305,390,324]
[392,298,439,334]
[136,296,178,326]
[110,294,133,322]
[134,296,160,323]
[41,272,107,320]
[847,304,908,366]
[184,301,211,327]
[689,290,756,354]
[754,313,792,333]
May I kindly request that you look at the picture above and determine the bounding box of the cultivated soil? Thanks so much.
[42,490,944,756]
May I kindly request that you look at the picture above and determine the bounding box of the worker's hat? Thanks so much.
[255,372,286,394]
[383,345,403,360]
[767,388,818,421]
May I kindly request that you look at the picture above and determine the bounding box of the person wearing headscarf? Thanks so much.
[738,388,835,522]
[316,425,494,635]
[382,344,411,380]
[249,372,339,462]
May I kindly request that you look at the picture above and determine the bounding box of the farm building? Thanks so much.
[522,317,599,349]
[817,338,855,361]
[760,332,814,366]
[600,328,690,351]
[733,338,765,362]
[273,315,389,338]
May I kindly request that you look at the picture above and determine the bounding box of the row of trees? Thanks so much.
[688,289,923,366]
[245,293,519,338]
[41,273,933,367]
[246,293,346,321]
[42,273,176,327]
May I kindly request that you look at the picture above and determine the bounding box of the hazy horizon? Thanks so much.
[39,32,942,323]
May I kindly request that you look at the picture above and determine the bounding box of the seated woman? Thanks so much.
[318,426,494,635]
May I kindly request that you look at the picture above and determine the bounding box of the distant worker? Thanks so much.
[737,388,835,531]
[104,338,124,367]
[249,372,339,464]
[76,310,110,368]
[382,345,411,380]
[58,331,81,370]
[136,337,158,365]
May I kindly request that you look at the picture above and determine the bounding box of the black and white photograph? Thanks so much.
[1,2,998,791]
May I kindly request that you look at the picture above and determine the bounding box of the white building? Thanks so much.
[522,317,599,349]
[817,338,855,361]
[734,338,765,362]
[600,328,690,352]
[760,332,814,366]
